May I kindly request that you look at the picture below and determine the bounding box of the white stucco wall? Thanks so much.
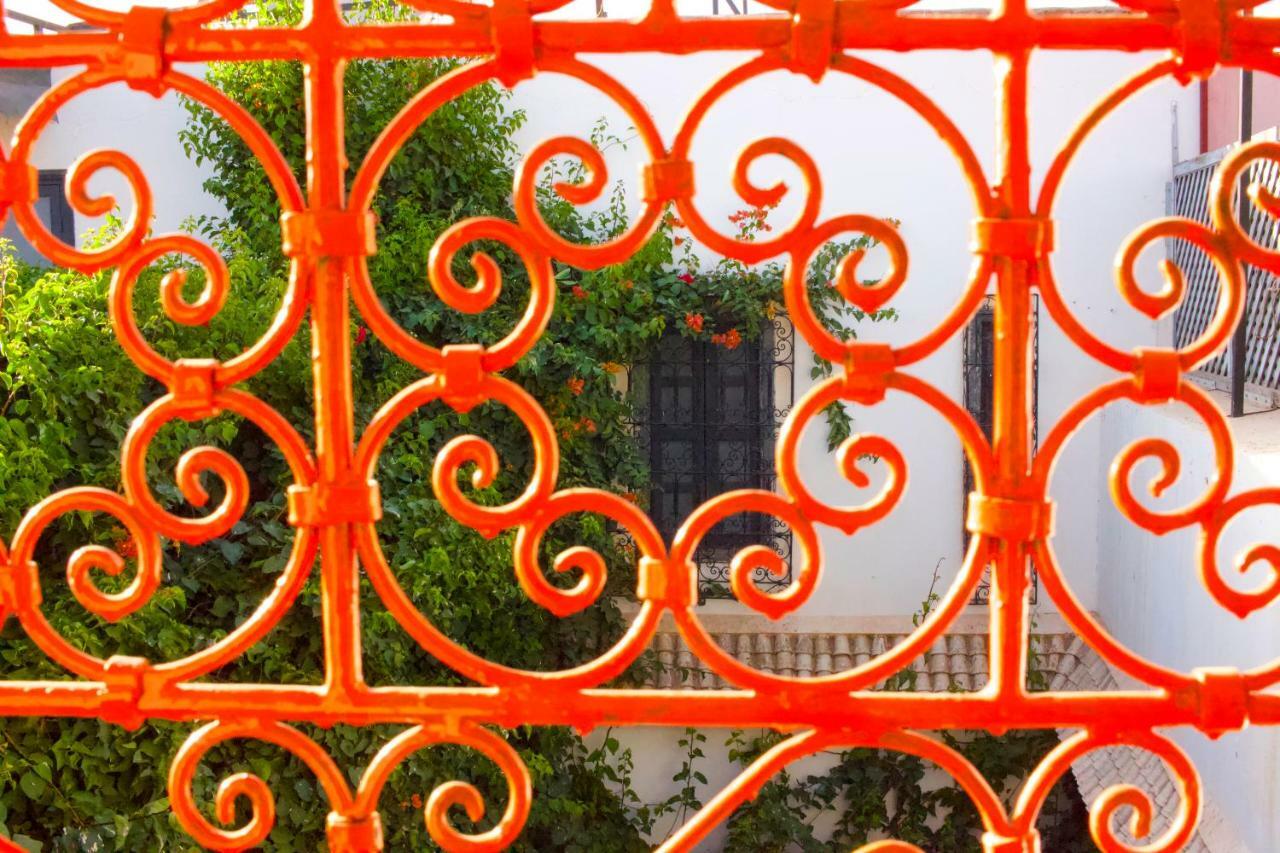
[6,44,1204,623]
[19,63,224,236]
[512,49,1199,616]
[10,48,1198,620]
[506,47,1212,847]
[1097,399,1280,853]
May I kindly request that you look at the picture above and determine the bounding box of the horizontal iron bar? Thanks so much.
[1,681,1276,732]
[0,12,1274,67]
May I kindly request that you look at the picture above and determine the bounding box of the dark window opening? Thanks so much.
[1,170,74,265]
[630,320,794,600]
[965,295,1039,605]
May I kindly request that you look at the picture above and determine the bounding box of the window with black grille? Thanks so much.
[0,170,73,265]
[629,320,794,600]
[964,294,1038,604]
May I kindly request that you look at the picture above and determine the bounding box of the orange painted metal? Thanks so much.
[0,0,1276,849]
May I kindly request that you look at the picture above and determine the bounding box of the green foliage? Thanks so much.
[1,0,657,845]
[717,727,1090,853]
[711,581,1091,851]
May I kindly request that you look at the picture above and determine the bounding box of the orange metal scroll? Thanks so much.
[0,0,1277,848]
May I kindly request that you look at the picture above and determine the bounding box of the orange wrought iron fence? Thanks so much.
[0,0,1278,849]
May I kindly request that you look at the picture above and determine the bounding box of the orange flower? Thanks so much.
[567,377,585,396]
[411,793,423,809]
[723,328,742,350]
[622,491,638,504]
[602,361,625,373]
[685,312,704,333]
[673,236,684,246]
[572,284,588,300]
[576,416,597,434]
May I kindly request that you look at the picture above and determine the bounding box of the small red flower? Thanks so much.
[677,273,695,284]
[411,793,423,809]
[116,538,138,559]
[723,328,742,350]
[622,491,638,504]
[567,377,585,396]
[355,326,369,344]
[673,236,684,246]
[685,312,704,333]
[577,417,597,434]
[572,284,588,300]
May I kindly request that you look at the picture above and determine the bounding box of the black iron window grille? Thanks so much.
[0,169,73,266]
[966,294,1039,605]
[628,318,794,600]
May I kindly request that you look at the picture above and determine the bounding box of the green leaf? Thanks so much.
[216,539,245,564]
[11,834,41,853]
[18,771,46,800]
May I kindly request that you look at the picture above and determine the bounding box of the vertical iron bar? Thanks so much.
[989,36,1033,699]
[304,0,365,698]
[1230,63,1253,417]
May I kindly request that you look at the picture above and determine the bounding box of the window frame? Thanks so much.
[1,169,74,264]
[629,318,795,601]
[37,170,75,247]
[964,294,1039,605]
